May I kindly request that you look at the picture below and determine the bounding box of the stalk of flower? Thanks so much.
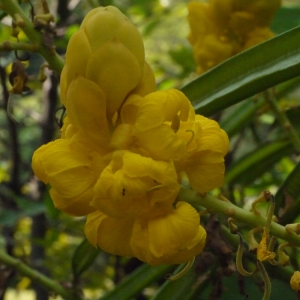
[187,0,281,74]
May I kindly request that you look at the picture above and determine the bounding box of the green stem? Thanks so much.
[0,249,78,300]
[264,89,300,153]
[0,0,65,75]
[0,41,39,53]
[178,189,300,247]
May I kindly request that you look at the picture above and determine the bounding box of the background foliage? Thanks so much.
[1,0,300,299]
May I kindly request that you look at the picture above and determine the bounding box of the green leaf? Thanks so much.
[181,26,300,116]
[101,263,174,300]
[272,7,300,34]
[220,98,265,138]
[71,238,100,278]
[275,161,300,224]
[225,141,292,186]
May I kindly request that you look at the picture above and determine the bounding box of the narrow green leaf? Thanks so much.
[71,238,99,278]
[181,26,300,116]
[220,98,265,138]
[101,263,174,300]
[275,161,300,224]
[225,141,292,186]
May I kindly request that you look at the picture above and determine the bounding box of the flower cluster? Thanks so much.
[32,6,229,265]
[187,0,281,74]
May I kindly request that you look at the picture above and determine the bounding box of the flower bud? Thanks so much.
[62,6,147,119]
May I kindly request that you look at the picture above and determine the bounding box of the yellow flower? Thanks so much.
[290,271,300,291]
[32,6,229,266]
[257,228,276,262]
[187,0,281,74]
[121,89,229,193]
[60,6,155,121]
[84,201,206,266]
[91,150,180,219]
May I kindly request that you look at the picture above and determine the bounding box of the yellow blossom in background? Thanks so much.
[187,0,281,74]
[32,5,229,266]
[290,271,300,291]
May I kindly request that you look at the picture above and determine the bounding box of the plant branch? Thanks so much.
[0,0,64,75]
[0,249,77,300]
[0,41,39,53]
[178,188,300,247]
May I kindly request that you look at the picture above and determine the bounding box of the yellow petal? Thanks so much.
[86,40,142,118]
[32,139,89,183]
[187,2,213,44]
[129,62,156,97]
[183,151,226,193]
[131,202,206,265]
[110,124,133,150]
[194,115,229,155]
[243,27,274,50]
[66,76,111,147]
[81,8,123,51]
[121,94,143,125]
[84,210,134,257]
[32,139,95,199]
[80,6,125,29]
[64,29,92,87]
[50,188,95,216]
[133,125,185,161]
[116,18,145,69]
[132,90,190,133]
